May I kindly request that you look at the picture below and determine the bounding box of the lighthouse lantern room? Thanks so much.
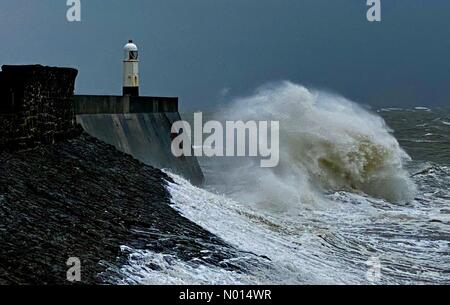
[123,40,139,96]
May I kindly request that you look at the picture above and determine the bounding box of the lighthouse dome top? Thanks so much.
[124,40,138,52]
[124,40,138,61]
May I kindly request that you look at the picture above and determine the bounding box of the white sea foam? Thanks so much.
[380,107,403,112]
[137,172,448,285]
[207,82,416,207]
[116,83,449,285]
[113,246,252,285]
[164,174,367,284]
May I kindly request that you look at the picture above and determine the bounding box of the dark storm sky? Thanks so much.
[1,0,449,109]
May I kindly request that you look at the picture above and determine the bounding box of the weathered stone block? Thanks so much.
[0,65,81,151]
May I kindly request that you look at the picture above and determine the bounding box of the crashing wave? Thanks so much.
[209,82,416,206]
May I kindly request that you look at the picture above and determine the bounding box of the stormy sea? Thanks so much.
[1,81,448,285]
[118,82,450,285]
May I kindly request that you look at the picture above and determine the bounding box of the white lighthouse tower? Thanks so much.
[123,40,139,96]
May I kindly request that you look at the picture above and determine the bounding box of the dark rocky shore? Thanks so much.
[0,65,254,284]
[0,133,244,284]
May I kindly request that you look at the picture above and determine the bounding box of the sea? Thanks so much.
[120,82,450,285]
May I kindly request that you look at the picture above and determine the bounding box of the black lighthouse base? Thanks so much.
[123,86,139,97]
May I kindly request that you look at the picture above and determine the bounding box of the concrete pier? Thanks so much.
[76,110,204,185]
[73,95,204,185]
[74,95,178,114]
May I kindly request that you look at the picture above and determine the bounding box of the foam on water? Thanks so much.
[165,174,368,284]
[116,82,449,284]
[206,82,416,207]
[118,171,448,285]
[111,246,252,285]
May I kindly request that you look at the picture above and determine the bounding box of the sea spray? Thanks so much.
[117,106,450,285]
[143,105,450,285]
[205,82,416,207]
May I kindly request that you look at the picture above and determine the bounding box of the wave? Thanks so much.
[153,172,449,284]
[207,82,416,207]
[164,173,368,284]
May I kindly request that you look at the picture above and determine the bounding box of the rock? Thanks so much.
[0,133,245,284]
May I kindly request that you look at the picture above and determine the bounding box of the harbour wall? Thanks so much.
[73,95,203,186]
[0,64,204,185]
[76,111,204,186]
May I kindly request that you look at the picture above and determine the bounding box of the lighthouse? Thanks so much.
[123,40,139,96]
